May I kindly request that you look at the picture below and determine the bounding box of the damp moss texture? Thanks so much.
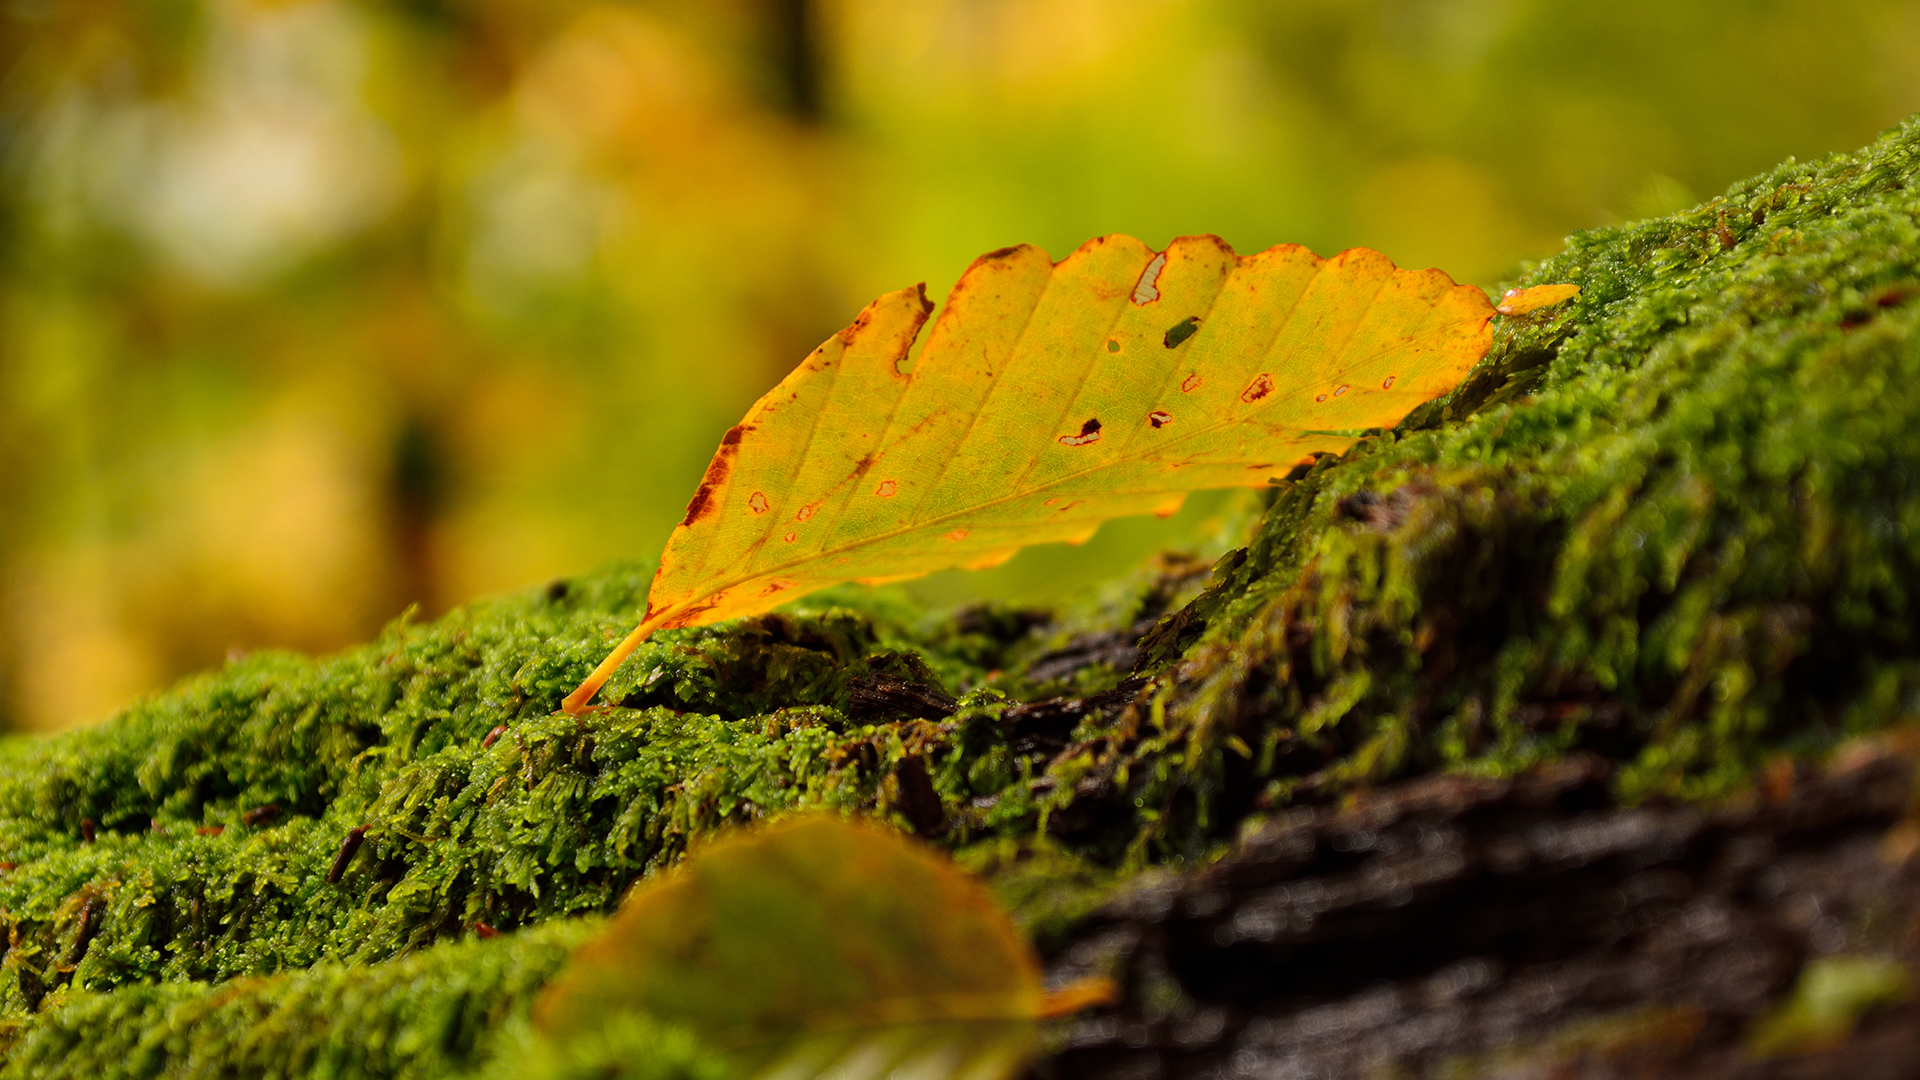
[7,117,1920,1077]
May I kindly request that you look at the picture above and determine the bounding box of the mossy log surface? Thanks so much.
[8,118,1920,1078]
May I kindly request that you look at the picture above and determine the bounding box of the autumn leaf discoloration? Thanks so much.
[563,233,1494,712]
[680,425,750,527]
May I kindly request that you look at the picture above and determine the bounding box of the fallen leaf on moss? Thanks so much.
[567,233,1493,711]
[534,815,1112,1080]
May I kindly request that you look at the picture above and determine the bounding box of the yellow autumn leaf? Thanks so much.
[566,233,1493,712]
[533,815,1100,1080]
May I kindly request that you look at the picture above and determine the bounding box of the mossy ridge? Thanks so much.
[1125,115,1920,831]
[0,919,595,1079]
[1,119,1919,1076]
[0,565,1028,1018]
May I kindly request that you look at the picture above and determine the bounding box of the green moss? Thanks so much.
[1747,954,1910,1057]
[0,920,595,1078]
[8,117,1920,1076]
[1150,117,1920,822]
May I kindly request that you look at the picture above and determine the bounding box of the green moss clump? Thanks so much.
[7,117,1920,1077]
[1,920,594,1079]
[1146,119,1920,818]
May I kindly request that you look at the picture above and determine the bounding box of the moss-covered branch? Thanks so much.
[7,116,1920,1078]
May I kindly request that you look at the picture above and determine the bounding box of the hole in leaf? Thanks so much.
[1057,418,1102,446]
[1131,252,1166,305]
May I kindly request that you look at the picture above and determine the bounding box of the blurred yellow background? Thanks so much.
[3,0,1917,731]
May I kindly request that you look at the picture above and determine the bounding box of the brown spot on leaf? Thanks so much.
[1382,375,1397,389]
[760,580,793,597]
[679,425,749,527]
[1241,374,1274,403]
[748,491,770,515]
[796,503,816,522]
[1334,385,1348,396]
[783,531,797,543]
[982,245,1022,261]
[1181,373,1203,393]
[1315,394,1328,402]
[945,529,969,541]
[1148,410,1173,428]
[1058,418,1103,446]
[1106,339,1120,353]
[875,479,898,497]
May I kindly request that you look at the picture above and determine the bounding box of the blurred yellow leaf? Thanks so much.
[566,234,1493,711]
[535,816,1093,1080]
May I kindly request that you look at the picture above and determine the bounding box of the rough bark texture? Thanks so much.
[5,118,1920,1078]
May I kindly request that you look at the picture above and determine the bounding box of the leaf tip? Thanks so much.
[1496,282,1582,315]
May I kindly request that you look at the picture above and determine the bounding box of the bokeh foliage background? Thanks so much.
[2,0,1916,733]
